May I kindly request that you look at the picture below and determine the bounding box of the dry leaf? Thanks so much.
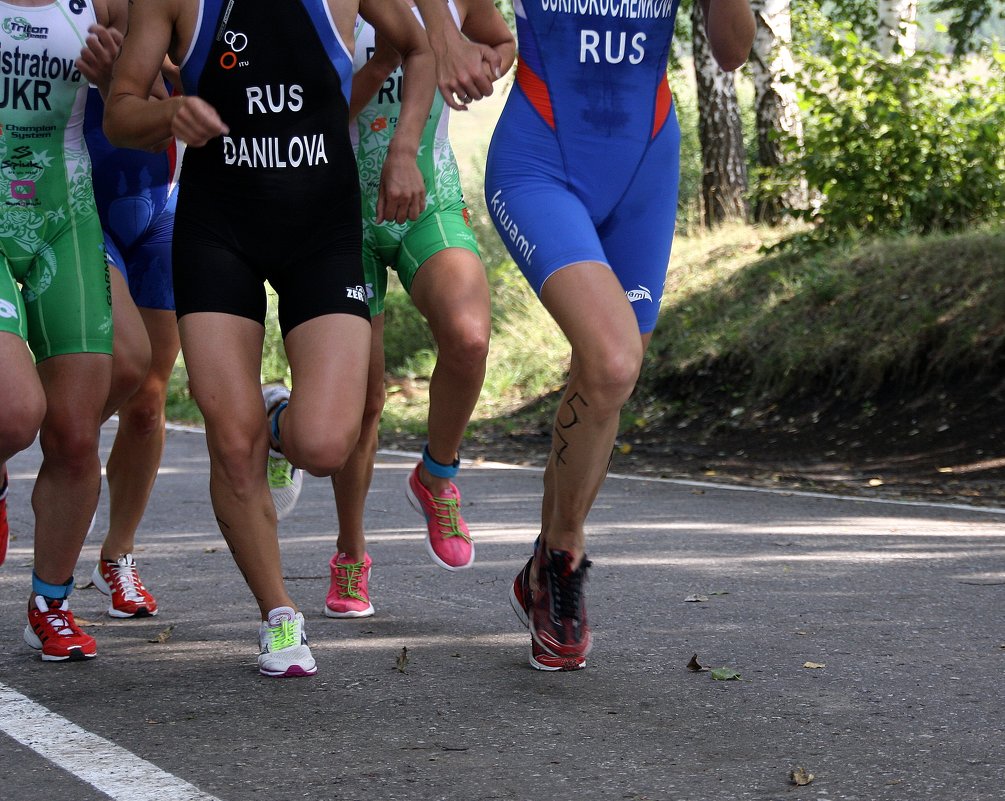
[803,661,826,669]
[396,646,409,673]
[148,625,175,644]
[684,594,709,603]
[789,766,815,786]
[74,617,98,627]
[868,478,884,487]
[690,489,705,495]
[203,547,218,554]
[686,653,708,672]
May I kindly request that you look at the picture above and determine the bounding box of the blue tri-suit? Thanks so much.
[84,88,179,312]
[484,0,682,333]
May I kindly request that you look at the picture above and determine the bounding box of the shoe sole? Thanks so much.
[259,664,317,678]
[323,605,375,619]
[106,606,158,619]
[405,482,475,571]
[530,647,587,671]
[23,627,96,661]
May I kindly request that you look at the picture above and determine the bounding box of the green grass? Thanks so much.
[166,222,1005,431]
[644,223,1005,403]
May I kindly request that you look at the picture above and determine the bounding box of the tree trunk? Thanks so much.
[876,0,918,57]
[692,0,749,227]
[748,0,806,223]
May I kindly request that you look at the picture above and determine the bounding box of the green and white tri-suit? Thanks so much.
[350,0,480,316]
[0,0,111,359]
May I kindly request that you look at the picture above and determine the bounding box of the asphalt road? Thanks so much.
[1,420,1003,801]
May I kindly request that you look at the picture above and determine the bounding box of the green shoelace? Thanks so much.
[430,495,470,541]
[333,560,367,601]
[266,619,297,651]
[267,456,294,489]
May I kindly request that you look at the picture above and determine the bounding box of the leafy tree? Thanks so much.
[765,7,1005,244]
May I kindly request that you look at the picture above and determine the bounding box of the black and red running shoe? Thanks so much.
[511,548,592,670]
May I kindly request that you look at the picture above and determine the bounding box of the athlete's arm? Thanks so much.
[458,0,516,79]
[76,0,128,98]
[414,0,500,110]
[76,24,123,98]
[699,0,755,71]
[360,0,437,224]
[105,0,227,151]
[348,30,402,120]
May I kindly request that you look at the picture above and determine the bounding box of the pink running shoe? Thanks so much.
[324,552,374,618]
[405,462,474,570]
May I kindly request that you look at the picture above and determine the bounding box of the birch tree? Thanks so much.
[692,0,749,225]
[748,0,806,222]
[876,0,919,56]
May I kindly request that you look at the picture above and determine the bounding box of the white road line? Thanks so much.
[0,682,221,801]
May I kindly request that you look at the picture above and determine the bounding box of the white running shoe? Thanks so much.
[267,450,303,520]
[257,606,317,678]
[262,383,304,520]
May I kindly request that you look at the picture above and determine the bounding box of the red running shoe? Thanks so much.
[511,552,588,671]
[529,549,593,663]
[24,595,97,661]
[91,554,159,618]
[405,462,474,570]
[0,467,8,567]
[509,554,533,627]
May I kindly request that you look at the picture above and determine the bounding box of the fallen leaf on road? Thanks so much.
[803,661,826,669]
[74,617,99,627]
[686,653,708,672]
[868,478,884,487]
[684,594,708,602]
[690,489,705,495]
[148,625,175,644]
[203,547,218,553]
[789,766,814,786]
[710,667,741,681]
[396,646,409,673]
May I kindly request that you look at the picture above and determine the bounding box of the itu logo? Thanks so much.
[219,30,249,70]
[3,17,49,40]
[0,298,19,319]
[626,285,653,303]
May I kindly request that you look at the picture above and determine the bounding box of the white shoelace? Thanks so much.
[109,558,146,603]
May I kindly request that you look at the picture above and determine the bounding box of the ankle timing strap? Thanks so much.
[32,571,73,600]
[422,444,460,479]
